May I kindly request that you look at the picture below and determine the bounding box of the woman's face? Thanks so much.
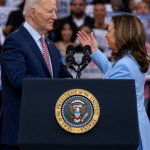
[105,21,118,52]
[61,23,73,42]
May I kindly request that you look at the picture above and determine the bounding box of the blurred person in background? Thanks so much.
[62,0,94,28]
[143,0,150,9]
[136,1,150,14]
[110,0,125,11]
[0,0,6,6]
[75,24,92,52]
[3,0,25,37]
[125,0,135,13]
[55,21,78,57]
[92,2,108,30]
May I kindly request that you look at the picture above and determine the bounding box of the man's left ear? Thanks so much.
[30,8,36,20]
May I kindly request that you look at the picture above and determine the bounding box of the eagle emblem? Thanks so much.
[67,100,88,123]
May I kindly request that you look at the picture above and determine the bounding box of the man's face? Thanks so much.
[111,0,124,11]
[72,0,86,17]
[93,4,106,24]
[136,2,150,14]
[34,0,57,34]
[0,0,6,6]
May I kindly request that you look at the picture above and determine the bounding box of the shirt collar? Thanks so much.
[23,21,45,42]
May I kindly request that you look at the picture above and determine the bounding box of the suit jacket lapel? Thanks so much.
[19,25,50,75]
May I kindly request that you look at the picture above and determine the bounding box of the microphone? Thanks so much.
[82,45,91,65]
[66,45,75,65]
[79,45,92,73]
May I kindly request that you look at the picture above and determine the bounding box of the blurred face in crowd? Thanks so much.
[80,25,91,36]
[0,0,6,6]
[128,0,135,12]
[72,0,86,17]
[111,0,124,11]
[105,21,117,52]
[136,2,150,14]
[30,0,57,35]
[93,4,106,25]
[61,23,73,42]
[143,0,150,3]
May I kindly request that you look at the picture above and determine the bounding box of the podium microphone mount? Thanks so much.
[66,45,92,79]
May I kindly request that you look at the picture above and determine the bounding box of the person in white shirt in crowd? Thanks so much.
[92,1,108,30]
[61,0,94,29]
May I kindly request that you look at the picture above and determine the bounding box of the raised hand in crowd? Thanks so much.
[77,31,98,53]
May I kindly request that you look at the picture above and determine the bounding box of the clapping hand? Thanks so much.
[77,31,99,54]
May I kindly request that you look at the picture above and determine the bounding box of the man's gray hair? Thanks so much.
[23,0,41,17]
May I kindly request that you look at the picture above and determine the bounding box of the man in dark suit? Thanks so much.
[0,0,72,149]
[62,0,94,29]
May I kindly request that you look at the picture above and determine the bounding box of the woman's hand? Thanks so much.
[77,31,99,54]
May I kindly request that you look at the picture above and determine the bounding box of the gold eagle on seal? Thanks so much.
[67,100,88,123]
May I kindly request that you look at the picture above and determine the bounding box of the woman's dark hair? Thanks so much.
[111,13,150,73]
[55,20,78,42]
[79,24,92,31]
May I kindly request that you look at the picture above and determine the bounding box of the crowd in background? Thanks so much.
[0,0,150,118]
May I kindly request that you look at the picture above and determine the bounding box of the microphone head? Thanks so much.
[83,45,91,54]
[66,45,75,55]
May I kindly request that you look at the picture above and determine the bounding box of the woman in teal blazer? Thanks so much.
[77,14,150,150]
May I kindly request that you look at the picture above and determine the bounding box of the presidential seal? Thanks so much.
[55,89,100,134]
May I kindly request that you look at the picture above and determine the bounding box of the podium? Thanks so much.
[18,79,140,150]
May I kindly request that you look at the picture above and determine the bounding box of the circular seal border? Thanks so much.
[55,89,100,134]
